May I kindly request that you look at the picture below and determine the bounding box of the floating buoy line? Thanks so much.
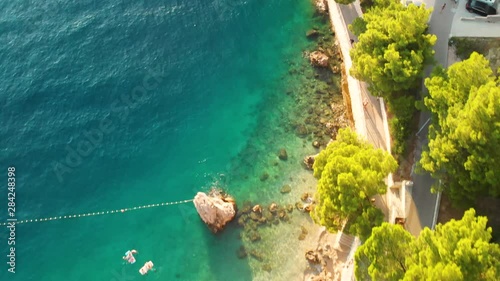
[1,198,194,226]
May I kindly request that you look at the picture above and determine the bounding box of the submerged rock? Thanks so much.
[248,230,261,242]
[263,210,274,222]
[312,141,321,148]
[310,51,329,68]
[298,233,307,240]
[236,245,247,259]
[278,210,289,222]
[303,154,317,170]
[260,172,270,181]
[295,202,304,211]
[252,205,262,213]
[300,226,309,240]
[258,217,267,225]
[250,250,264,261]
[240,201,253,214]
[269,203,278,213]
[301,226,309,235]
[280,184,292,194]
[304,204,313,213]
[278,148,288,160]
[246,220,258,231]
[305,250,320,264]
[193,191,237,233]
[250,211,261,222]
[237,216,246,226]
[296,124,309,137]
[306,29,320,39]
[314,0,328,14]
[301,192,311,202]
[262,263,272,272]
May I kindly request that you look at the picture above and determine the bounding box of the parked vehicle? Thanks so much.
[466,0,497,16]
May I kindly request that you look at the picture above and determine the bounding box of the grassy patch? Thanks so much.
[449,37,490,60]
[449,38,500,70]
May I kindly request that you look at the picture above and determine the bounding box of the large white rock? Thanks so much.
[193,191,236,233]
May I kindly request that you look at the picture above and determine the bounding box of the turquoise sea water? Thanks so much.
[1,0,322,280]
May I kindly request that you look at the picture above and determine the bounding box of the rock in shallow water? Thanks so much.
[305,250,320,264]
[247,230,261,242]
[314,0,328,13]
[301,192,311,202]
[278,148,288,160]
[193,191,236,233]
[303,154,317,170]
[310,51,329,68]
[306,29,320,39]
[296,202,304,211]
[262,263,272,272]
[250,212,261,221]
[312,141,321,148]
[296,125,309,137]
[269,203,278,213]
[252,204,262,213]
[280,184,292,194]
[250,250,264,261]
[236,245,247,259]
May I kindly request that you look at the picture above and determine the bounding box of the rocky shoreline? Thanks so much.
[303,229,343,281]
[249,1,349,279]
[194,1,350,279]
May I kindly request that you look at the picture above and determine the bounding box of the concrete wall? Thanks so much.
[327,1,368,138]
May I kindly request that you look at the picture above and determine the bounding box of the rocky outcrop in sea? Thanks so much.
[193,189,237,233]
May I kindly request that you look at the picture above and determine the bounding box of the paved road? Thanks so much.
[339,0,456,229]
[339,4,358,41]
[412,0,455,229]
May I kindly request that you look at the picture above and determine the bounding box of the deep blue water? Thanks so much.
[0,0,316,280]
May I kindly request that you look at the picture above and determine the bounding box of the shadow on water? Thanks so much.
[203,221,253,281]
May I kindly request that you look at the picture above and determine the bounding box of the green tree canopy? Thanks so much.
[349,0,436,97]
[405,209,500,281]
[421,52,500,205]
[311,128,397,240]
[355,209,500,280]
[355,223,413,280]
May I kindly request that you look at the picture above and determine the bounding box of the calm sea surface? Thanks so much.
[0,0,318,280]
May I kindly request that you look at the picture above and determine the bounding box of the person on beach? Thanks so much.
[123,249,138,264]
[440,3,446,13]
[363,98,369,108]
[139,261,155,275]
